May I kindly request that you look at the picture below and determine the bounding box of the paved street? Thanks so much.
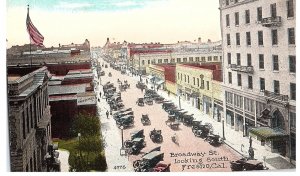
[94,55,241,172]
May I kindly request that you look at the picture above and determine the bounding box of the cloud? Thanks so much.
[112,1,140,7]
[55,1,93,10]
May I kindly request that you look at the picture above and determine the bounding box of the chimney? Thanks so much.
[198,37,202,43]
[207,39,211,43]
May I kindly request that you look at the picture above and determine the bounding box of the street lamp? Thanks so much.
[119,126,127,156]
[222,115,226,140]
[78,133,82,158]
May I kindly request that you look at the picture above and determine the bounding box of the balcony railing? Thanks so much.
[261,16,282,27]
[228,64,254,74]
[263,90,289,102]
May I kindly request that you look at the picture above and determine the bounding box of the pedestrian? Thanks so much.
[168,91,170,97]
[146,79,148,84]
[106,110,109,119]
[157,86,159,92]
[99,92,102,98]
[106,97,108,102]
[141,88,143,93]
[110,109,112,115]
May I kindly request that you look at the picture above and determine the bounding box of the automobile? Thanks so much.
[108,72,112,77]
[182,114,194,126]
[149,129,163,143]
[154,96,164,104]
[165,121,180,130]
[136,98,145,106]
[192,120,202,133]
[116,115,134,129]
[141,114,151,126]
[133,147,164,172]
[144,97,153,105]
[127,138,147,155]
[99,71,105,76]
[121,69,126,74]
[162,101,175,111]
[110,102,124,111]
[230,158,268,171]
[152,162,171,172]
[105,64,108,68]
[136,81,147,89]
[204,134,223,146]
[114,111,134,121]
[193,124,212,138]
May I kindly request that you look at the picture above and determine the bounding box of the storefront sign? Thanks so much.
[77,95,96,105]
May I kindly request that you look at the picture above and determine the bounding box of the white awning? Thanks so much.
[156,80,165,85]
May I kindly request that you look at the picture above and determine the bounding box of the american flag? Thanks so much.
[26,7,44,46]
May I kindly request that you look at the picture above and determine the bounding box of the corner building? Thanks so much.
[219,0,295,162]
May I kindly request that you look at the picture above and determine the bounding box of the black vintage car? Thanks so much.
[162,101,175,111]
[154,96,164,104]
[144,97,153,105]
[113,108,132,119]
[141,114,151,126]
[182,114,194,126]
[230,158,268,171]
[192,120,202,133]
[136,81,147,89]
[124,129,145,148]
[149,129,163,143]
[116,115,134,129]
[114,111,134,121]
[193,124,212,138]
[133,147,164,172]
[136,98,145,106]
[205,134,223,146]
[127,138,146,155]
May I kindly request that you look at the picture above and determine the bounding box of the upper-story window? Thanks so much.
[245,10,250,24]
[247,54,252,66]
[237,53,241,65]
[259,54,264,69]
[207,81,210,90]
[189,57,193,62]
[236,33,240,46]
[142,60,145,65]
[274,80,280,94]
[290,83,296,100]
[225,0,229,6]
[248,76,253,89]
[272,29,278,45]
[213,56,218,61]
[271,3,277,18]
[148,60,150,64]
[237,74,242,86]
[273,55,279,71]
[257,7,262,22]
[158,59,162,63]
[227,53,231,65]
[258,31,264,45]
[183,58,187,62]
[288,28,295,45]
[208,56,212,61]
[227,34,231,45]
[287,0,294,18]
[235,12,239,25]
[246,32,251,46]
[228,72,232,84]
[226,14,230,27]
[289,55,296,73]
[234,0,239,3]
[201,57,205,61]
[260,78,265,91]
[164,59,168,63]
[177,58,181,63]
[196,57,199,62]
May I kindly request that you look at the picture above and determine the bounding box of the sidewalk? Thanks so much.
[130,74,295,170]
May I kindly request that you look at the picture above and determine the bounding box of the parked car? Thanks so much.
[204,134,223,146]
[124,129,145,148]
[230,158,268,171]
[116,115,134,129]
[127,138,146,155]
[152,162,171,172]
[182,114,194,126]
[133,148,164,172]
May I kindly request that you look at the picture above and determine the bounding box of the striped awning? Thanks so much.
[250,127,288,140]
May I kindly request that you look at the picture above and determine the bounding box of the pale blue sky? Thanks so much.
[7,0,221,47]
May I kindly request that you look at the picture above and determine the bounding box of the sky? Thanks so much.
[6,0,221,47]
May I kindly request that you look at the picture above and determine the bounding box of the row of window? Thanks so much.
[177,73,210,90]
[227,53,296,73]
[226,28,295,46]
[22,89,48,140]
[227,72,296,100]
[141,56,221,65]
[225,1,294,26]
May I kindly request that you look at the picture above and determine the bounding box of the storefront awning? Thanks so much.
[156,80,165,85]
[250,127,288,140]
[147,75,154,80]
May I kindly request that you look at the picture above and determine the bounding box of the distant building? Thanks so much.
[219,0,295,161]
[7,66,59,171]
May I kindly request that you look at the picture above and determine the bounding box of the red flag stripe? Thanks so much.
[26,13,44,46]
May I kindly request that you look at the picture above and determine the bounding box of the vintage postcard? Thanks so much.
[5,0,296,172]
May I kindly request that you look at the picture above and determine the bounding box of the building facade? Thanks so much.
[8,67,55,171]
[219,0,296,161]
[176,64,223,119]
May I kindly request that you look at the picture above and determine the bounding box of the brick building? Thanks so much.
[8,66,57,171]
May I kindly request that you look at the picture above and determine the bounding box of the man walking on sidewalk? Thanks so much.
[99,92,102,98]
[106,110,109,119]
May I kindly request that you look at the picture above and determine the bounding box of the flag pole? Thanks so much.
[27,4,32,67]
